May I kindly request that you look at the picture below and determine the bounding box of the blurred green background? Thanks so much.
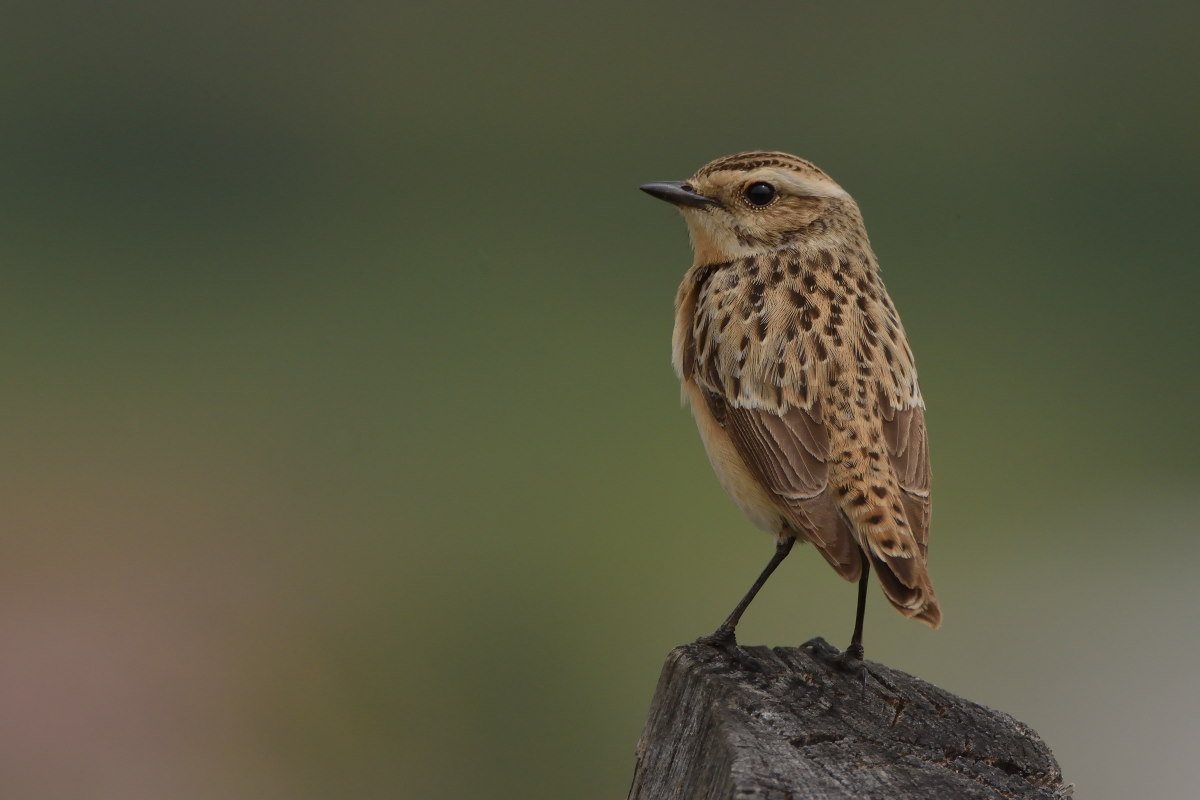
[2,2,1197,798]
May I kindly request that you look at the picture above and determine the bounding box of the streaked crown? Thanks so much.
[645,151,861,265]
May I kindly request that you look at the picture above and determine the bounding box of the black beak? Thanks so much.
[639,181,718,209]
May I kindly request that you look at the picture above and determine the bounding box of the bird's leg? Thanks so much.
[830,550,871,693]
[844,551,871,662]
[697,535,795,651]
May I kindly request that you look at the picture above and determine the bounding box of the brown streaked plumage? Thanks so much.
[641,151,939,662]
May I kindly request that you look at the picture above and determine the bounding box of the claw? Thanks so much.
[696,625,737,649]
[803,637,870,694]
[842,642,865,663]
[835,647,870,696]
[695,627,764,672]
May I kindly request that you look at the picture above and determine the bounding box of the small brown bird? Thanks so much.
[641,151,940,663]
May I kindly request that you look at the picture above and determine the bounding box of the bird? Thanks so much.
[640,151,940,664]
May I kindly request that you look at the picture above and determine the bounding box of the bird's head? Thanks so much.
[640,151,856,265]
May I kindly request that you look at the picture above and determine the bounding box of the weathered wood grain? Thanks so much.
[628,638,1071,800]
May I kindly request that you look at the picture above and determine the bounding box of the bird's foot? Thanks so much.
[838,643,869,694]
[695,624,736,649]
[802,637,869,694]
[695,626,763,671]
[837,641,865,671]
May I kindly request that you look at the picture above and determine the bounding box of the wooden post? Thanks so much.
[628,638,1071,800]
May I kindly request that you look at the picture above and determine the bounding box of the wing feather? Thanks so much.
[707,389,861,579]
[880,395,932,559]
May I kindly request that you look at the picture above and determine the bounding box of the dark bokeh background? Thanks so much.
[3,3,1197,798]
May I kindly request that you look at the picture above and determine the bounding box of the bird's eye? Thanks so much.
[743,181,777,207]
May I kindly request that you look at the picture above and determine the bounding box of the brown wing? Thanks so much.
[703,388,862,580]
[880,394,931,561]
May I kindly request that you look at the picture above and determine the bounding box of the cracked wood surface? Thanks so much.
[628,639,1071,800]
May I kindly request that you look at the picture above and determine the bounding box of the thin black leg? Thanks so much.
[698,536,795,648]
[845,550,870,662]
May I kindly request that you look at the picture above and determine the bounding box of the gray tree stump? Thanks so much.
[628,638,1071,800]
